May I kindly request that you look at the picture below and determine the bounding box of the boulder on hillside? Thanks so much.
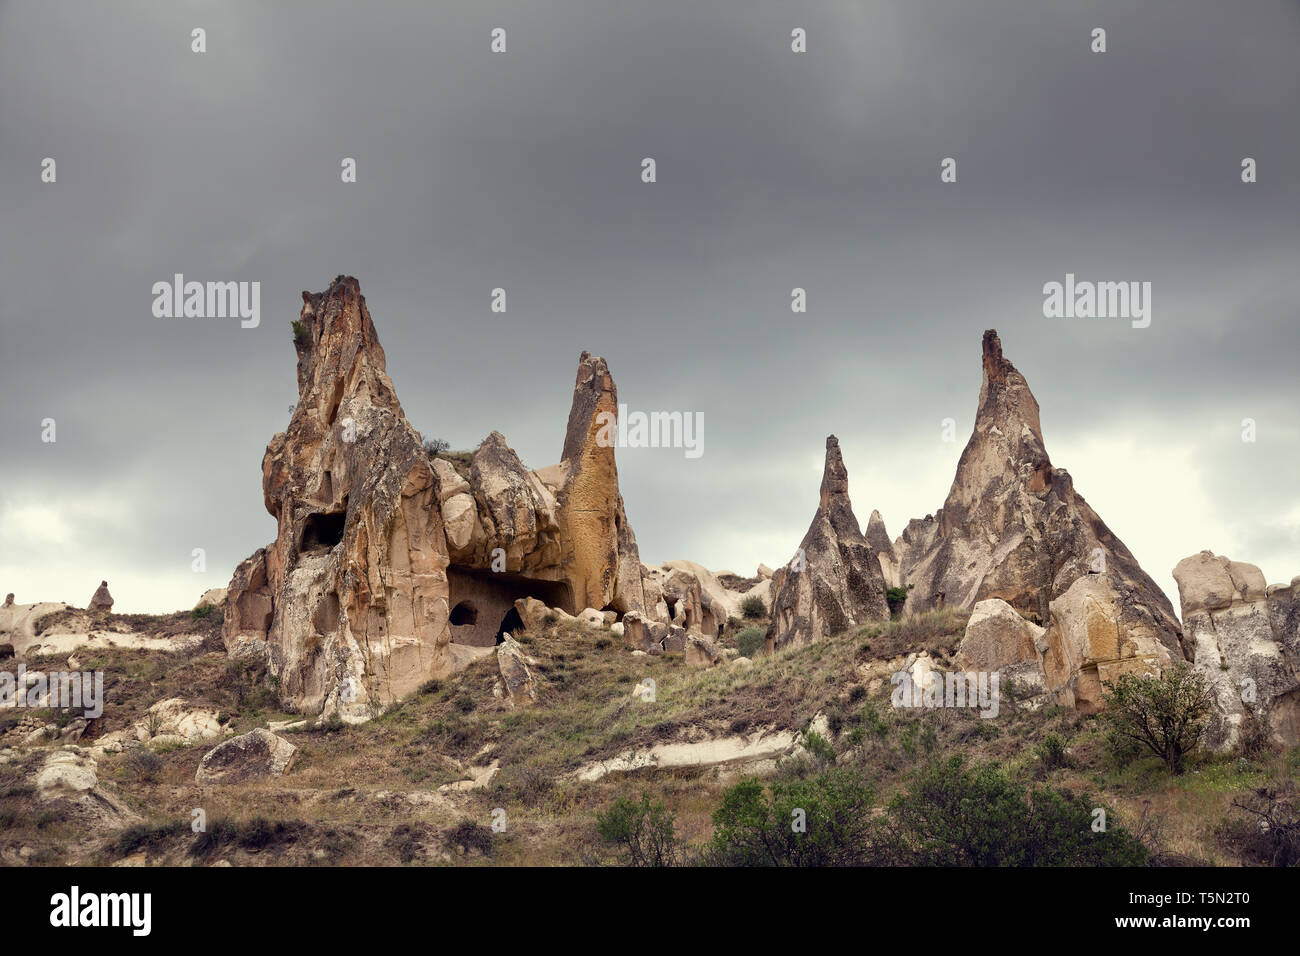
[955,599,1050,708]
[195,729,298,785]
[497,636,539,708]
[1040,574,1178,715]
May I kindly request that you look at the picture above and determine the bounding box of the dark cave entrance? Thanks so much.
[301,509,346,552]
[496,607,524,644]
[449,601,479,627]
[446,567,573,647]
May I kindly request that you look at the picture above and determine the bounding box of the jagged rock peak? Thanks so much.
[894,329,1182,660]
[562,350,617,464]
[765,436,888,651]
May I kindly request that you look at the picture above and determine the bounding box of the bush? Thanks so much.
[1100,663,1213,775]
[735,627,766,659]
[801,729,836,765]
[126,749,163,784]
[444,818,495,857]
[1228,781,1299,867]
[422,438,450,457]
[887,756,1149,866]
[740,595,767,620]
[290,320,310,346]
[885,585,912,617]
[1036,732,1069,770]
[706,768,880,866]
[596,793,683,866]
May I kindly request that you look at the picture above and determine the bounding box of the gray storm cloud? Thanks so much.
[1,0,1296,613]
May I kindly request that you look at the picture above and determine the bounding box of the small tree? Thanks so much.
[1101,663,1213,775]
[740,595,767,620]
[596,793,682,867]
[422,438,450,457]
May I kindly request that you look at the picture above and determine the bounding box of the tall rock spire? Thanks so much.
[895,329,1182,658]
[766,436,889,651]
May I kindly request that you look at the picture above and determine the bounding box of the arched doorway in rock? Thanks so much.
[496,607,524,644]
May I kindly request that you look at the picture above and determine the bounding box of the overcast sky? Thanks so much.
[1,0,1297,616]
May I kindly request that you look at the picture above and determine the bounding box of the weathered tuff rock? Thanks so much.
[766,436,889,652]
[894,330,1183,666]
[496,636,539,708]
[954,572,1181,716]
[35,750,139,830]
[865,510,901,590]
[1174,551,1300,750]
[1040,574,1177,714]
[89,581,113,613]
[223,277,651,719]
[195,729,298,785]
[956,598,1048,707]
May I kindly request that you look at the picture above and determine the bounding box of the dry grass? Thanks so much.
[3,605,1295,866]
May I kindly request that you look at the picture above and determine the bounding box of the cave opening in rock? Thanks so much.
[302,509,346,552]
[496,607,524,644]
[446,567,573,647]
[449,601,478,627]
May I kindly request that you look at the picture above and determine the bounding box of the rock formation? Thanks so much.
[1174,551,1299,750]
[89,581,113,613]
[222,277,655,720]
[866,510,901,590]
[955,598,1049,707]
[765,436,889,651]
[195,729,298,785]
[895,330,1182,665]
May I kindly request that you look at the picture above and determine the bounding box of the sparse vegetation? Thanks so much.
[596,792,683,866]
[4,602,1288,868]
[1100,663,1214,775]
[885,584,913,617]
[735,627,765,659]
[740,595,767,620]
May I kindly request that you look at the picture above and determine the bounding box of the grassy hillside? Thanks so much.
[1,609,1295,866]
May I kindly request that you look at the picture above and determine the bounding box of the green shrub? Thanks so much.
[1037,732,1069,770]
[888,755,1149,866]
[801,729,836,765]
[885,585,912,617]
[596,792,682,866]
[740,595,767,620]
[1100,663,1213,775]
[706,768,879,866]
[735,627,766,659]
[290,320,310,346]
